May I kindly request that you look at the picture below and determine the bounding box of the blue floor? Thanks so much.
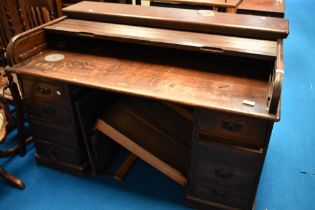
[1,1,315,209]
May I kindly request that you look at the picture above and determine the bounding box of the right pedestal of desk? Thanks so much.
[187,109,274,210]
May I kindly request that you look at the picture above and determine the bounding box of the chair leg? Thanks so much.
[0,165,25,189]
[6,72,25,156]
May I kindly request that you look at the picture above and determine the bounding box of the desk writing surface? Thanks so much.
[11,38,273,119]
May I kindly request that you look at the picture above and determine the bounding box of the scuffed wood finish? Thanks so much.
[45,18,278,60]
[8,39,276,120]
[238,0,285,18]
[62,1,289,40]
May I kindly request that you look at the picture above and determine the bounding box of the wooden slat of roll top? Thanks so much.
[62,1,289,40]
[45,18,278,60]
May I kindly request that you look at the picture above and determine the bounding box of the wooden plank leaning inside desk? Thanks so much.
[5,2,289,210]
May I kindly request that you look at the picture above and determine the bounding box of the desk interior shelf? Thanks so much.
[45,19,278,60]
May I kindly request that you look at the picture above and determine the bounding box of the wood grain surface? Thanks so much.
[238,0,285,14]
[9,38,275,120]
[45,18,278,60]
[62,1,289,40]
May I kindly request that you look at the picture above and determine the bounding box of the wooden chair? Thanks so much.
[18,0,62,28]
[0,0,61,189]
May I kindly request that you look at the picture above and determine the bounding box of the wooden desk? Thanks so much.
[6,2,288,210]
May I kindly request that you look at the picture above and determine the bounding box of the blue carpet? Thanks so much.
[1,1,315,209]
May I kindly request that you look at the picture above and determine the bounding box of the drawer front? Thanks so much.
[188,180,253,210]
[28,101,73,125]
[20,76,69,105]
[192,160,256,189]
[30,119,77,147]
[197,109,268,147]
[191,140,261,188]
[35,139,83,165]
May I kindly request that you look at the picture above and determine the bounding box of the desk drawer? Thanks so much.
[192,161,257,190]
[28,101,73,125]
[191,140,261,189]
[197,110,268,147]
[30,119,77,147]
[189,180,253,210]
[20,76,69,105]
[35,139,83,165]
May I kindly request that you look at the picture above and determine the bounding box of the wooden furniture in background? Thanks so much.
[237,0,285,18]
[0,0,64,187]
[149,0,285,17]
[150,0,242,12]
[0,0,62,47]
[5,2,288,209]
[61,0,139,8]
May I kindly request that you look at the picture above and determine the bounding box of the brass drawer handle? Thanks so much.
[221,121,242,132]
[36,86,52,95]
[214,170,233,179]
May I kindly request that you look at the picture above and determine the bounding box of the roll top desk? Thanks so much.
[6,2,289,209]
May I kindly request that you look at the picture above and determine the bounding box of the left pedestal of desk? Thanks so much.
[18,75,89,176]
